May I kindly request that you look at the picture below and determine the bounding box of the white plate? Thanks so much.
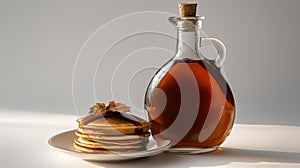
[48,130,172,162]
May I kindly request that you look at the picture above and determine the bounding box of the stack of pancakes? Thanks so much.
[74,109,151,154]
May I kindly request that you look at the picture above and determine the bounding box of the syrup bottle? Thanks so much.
[145,2,235,154]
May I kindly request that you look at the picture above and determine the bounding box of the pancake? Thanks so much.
[77,112,150,135]
[73,143,142,154]
[91,138,149,146]
[76,126,150,136]
[75,137,147,149]
[73,101,151,153]
[75,130,150,141]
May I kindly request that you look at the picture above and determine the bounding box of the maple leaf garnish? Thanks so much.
[89,101,130,115]
[80,101,130,125]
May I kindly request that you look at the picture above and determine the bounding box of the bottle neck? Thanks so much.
[175,28,202,60]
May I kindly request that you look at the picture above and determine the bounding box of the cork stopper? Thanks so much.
[178,2,197,17]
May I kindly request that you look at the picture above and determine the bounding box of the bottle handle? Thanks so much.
[200,37,226,67]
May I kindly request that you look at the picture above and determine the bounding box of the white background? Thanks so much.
[0,0,299,126]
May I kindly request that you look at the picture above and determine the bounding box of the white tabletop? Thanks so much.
[1,110,299,168]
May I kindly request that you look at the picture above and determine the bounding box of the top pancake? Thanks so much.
[77,112,150,135]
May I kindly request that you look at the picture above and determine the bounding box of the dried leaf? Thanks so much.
[89,101,130,115]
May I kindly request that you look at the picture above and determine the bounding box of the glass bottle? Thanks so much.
[144,3,235,154]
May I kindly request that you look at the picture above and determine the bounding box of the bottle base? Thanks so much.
[167,146,220,154]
